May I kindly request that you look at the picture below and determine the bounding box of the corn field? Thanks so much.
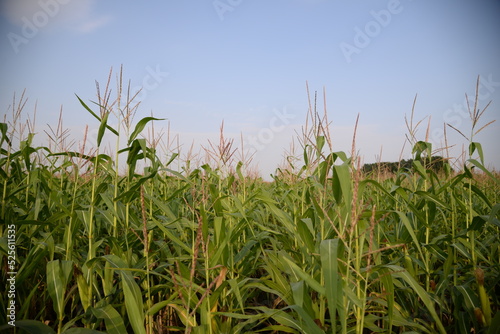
[1,79,499,333]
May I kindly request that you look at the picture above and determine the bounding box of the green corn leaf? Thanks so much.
[150,217,193,254]
[282,256,325,295]
[332,162,351,206]
[126,139,142,176]
[264,306,324,334]
[316,135,325,157]
[46,260,73,321]
[234,239,258,264]
[288,305,326,334]
[18,281,41,320]
[63,328,106,334]
[487,312,500,334]
[375,267,395,332]
[412,141,432,161]
[96,111,110,147]
[485,203,500,228]
[48,152,112,165]
[147,300,170,316]
[297,219,315,252]
[414,191,449,209]
[0,122,11,146]
[20,135,36,171]
[294,281,319,325]
[121,273,146,334]
[75,94,118,136]
[467,159,500,184]
[266,202,295,236]
[103,255,146,334]
[227,279,246,313]
[236,161,244,179]
[271,309,309,333]
[216,311,266,320]
[469,142,484,164]
[0,320,56,334]
[455,285,480,312]
[165,152,179,167]
[76,269,90,311]
[315,159,330,186]
[412,160,427,179]
[91,305,127,334]
[466,182,493,208]
[320,238,339,333]
[128,116,164,145]
[304,144,310,166]
[394,211,424,259]
[168,303,197,327]
[385,265,446,334]
[391,312,430,332]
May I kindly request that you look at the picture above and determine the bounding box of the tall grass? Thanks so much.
[1,74,499,333]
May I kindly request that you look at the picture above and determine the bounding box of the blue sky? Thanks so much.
[1,0,499,177]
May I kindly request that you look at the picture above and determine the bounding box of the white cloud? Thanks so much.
[1,0,111,34]
[1,1,40,25]
[75,15,112,34]
[1,0,94,26]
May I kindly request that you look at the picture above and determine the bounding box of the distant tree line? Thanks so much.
[362,156,446,174]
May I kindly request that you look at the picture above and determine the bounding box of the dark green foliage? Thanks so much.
[362,156,447,174]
